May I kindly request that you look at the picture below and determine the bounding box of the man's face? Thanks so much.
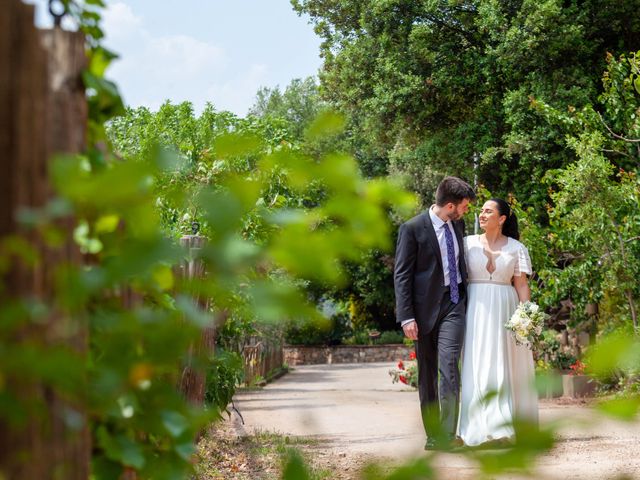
[446,199,470,221]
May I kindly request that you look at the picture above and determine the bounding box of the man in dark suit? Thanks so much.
[394,176,475,449]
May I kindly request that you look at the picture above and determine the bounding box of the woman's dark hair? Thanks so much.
[435,176,476,206]
[490,198,519,240]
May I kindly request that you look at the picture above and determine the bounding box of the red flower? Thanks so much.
[409,351,416,361]
[397,360,404,369]
[399,375,407,385]
[569,360,586,376]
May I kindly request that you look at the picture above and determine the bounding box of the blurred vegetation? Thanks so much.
[4,2,418,478]
[2,1,640,479]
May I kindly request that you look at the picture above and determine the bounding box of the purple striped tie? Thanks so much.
[443,223,459,304]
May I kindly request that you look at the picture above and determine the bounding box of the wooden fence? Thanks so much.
[176,234,216,406]
[0,1,89,478]
[242,336,285,385]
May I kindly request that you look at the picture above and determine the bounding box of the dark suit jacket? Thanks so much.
[394,211,468,335]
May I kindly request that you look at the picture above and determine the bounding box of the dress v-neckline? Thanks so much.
[478,234,510,254]
[478,235,510,278]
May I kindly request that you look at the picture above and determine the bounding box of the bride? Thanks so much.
[457,198,538,446]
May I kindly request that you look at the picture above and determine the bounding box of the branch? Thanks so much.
[598,112,640,143]
[601,148,632,158]
[416,13,479,48]
[598,234,640,262]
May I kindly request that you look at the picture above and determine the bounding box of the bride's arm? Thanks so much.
[513,274,531,303]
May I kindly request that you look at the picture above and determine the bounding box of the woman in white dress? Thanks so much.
[457,198,538,447]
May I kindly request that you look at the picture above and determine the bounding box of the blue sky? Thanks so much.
[27,1,323,115]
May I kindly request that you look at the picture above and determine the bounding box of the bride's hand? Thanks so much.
[402,321,418,341]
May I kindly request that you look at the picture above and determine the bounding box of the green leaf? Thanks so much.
[96,428,146,469]
[281,449,310,480]
[161,410,189,438]
[214,132,262,159]
[174,295,210,328]
[95,214,120,233]
[174,441,196,461]
[597,396,640,421]
[305,110,345,140]
[151,264,174,291]
[586,334,640,378]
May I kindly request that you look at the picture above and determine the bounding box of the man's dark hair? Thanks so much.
[435,176,476,206]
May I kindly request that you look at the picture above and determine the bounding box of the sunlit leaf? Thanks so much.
[95,214,120,233]
[152,264,174,291]
[214,132,262,158]
[305,110,346,140]
[89,46,118,78]
[597,396,640,420]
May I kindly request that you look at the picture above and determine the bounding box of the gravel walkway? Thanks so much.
[231,362,640,479]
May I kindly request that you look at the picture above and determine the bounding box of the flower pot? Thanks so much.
[537,372,563,399]
[562,374,597,398]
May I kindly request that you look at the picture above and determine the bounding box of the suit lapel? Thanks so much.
[423,212,444,272]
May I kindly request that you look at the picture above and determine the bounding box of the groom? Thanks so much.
[394,176,475,449]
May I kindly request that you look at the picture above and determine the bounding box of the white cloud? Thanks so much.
[102,2,230,113]
[145,34,225,78]
[102,2,141,41]
[205,64,269,114]
[26,0,321,116]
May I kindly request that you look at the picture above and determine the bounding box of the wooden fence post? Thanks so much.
[0,1,89,478]
[177,234,216,407]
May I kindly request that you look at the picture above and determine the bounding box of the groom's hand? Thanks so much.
[402,321,418,341]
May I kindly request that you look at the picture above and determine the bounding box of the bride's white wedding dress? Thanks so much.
[457,235,538,446]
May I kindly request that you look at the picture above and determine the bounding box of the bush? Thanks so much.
[342,329,371,345]
[376,330,405,344]
[284,313,351,346]
[205,350,244,420]
[537,329,577,371]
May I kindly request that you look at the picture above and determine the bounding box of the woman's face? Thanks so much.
[478,201,506,232]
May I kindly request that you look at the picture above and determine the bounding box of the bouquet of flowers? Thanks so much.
[505,301,547,349]
[388,351,418,388]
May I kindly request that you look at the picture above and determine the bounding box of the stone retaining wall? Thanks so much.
[284,344,413,365]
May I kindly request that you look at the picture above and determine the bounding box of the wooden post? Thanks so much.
[0,1,88,478]
[177,234,216,407]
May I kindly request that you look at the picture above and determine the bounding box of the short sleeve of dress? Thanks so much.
[514,242,532,276]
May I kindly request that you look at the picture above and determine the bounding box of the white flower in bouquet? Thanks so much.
[505,301,547,349]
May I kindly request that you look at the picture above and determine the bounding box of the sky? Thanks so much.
[27,0,323,115]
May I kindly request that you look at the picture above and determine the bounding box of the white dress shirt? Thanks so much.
[401,206,462,328]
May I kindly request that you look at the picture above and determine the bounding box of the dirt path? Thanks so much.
[230,363,640,479]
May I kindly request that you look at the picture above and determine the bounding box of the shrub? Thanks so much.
[205,350,244,420]
[284,313,351,346]
[376,330,405,345]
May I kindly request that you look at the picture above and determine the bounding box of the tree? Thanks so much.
[292,0,640,205]
[249,77,324,140]
[536,52,640,335]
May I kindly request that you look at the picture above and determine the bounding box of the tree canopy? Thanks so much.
[292,0,640,204]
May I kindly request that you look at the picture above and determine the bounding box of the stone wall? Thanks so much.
[284,344,413,365]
